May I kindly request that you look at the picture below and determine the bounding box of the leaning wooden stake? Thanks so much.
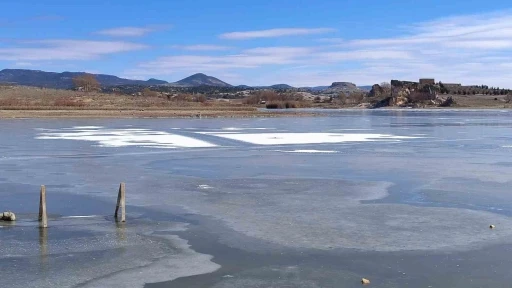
[115,183,126,222]
[39,185,48,228]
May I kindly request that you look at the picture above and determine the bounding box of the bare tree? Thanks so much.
[72,74,100,92]
[338,92,347,105]
[142,88,159,97]
[350,92,365,104]
[505,94,512,103]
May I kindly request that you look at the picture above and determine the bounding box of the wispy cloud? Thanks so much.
[96,26,167,37]
[0,40,147,61]
[125,11,512,87]
[172,44,232,51]
[220,28,336,39]
[13,62,34,67]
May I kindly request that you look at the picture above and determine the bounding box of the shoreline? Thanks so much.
[1,106,510,118]
[0,109,317,119]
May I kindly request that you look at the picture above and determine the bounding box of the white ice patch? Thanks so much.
[329,129,374,131]
[68,126,104,130]
[197,132,241,135]
[206,133,420,145]
[36,127,216,149]
[503,145,512,148]
[198,184,213,189]
[280,150,338,154]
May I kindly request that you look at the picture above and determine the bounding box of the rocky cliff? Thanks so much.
[323,82,360,94]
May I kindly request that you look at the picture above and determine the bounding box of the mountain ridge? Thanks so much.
[170,73,232,87]
[0,69,168,89]
[0,68,368,90]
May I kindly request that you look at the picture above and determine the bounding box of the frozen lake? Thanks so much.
[1,109,512,287]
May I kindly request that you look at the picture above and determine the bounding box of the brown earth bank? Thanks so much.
[0,109,316,119]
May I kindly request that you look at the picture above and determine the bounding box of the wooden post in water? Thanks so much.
[114,183,126,222]
[39,185,48,228]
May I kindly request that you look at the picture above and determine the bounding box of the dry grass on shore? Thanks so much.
[0,86,318,118]
[450,94,511,108]
[0,85,257,111]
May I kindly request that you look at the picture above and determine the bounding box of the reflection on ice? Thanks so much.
[0,216,219,288]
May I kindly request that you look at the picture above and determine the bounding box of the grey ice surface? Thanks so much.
[0,215,219,288]
[1,110,512,287]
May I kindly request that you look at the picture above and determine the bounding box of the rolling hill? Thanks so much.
[0,69,168,89]
[171,73,232,87]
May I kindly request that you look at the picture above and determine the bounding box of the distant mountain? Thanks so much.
[358,85,373,92]
[146,78,168,85]
[0,69,168,89]
[323,82,361,94]
[269,84,294,89]
[300,86,329,92]
[250,84,295,89]
[171,73,232,87]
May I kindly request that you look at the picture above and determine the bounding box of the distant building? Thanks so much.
[443,83,461,87]
[419,78,435,85]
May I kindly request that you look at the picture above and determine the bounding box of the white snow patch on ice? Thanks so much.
[198,184,214,190]
[36,127,216,148]
[197,132,241,135]
[503,145,512,148]
[69,126,104,130]
[329,129,374,131]
[207,133,420,145]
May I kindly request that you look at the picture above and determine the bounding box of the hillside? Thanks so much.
[171,73,232,87]
[0,69,168,89]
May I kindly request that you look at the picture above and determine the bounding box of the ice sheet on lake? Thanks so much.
[0,218,219,288]
[171,179,512,252]
[205,132,420,145]
[222,127,274,131]
[278,150,338,154]
[36,126,216,148]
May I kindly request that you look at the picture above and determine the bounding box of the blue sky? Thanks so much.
[1,0,512,87]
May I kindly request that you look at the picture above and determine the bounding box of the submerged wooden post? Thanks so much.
[39,185,48,228]
[115,183,126,222]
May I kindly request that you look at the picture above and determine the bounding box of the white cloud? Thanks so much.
[126,46,315,76]
[317,50,413,61]
[125,11,512,87]
[172,44,232,51]
[13,62,34,67]
[244,46,315,55]
[220,28,336,39]
[96,26,161,37]
[316,38,344,44]
[0,40,147,61]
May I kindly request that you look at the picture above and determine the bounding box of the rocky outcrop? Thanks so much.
[391,88,411,107]
[433,96,455,107]
[1,211,16,221]
[323,82,360,94]
[367,84,385,98]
